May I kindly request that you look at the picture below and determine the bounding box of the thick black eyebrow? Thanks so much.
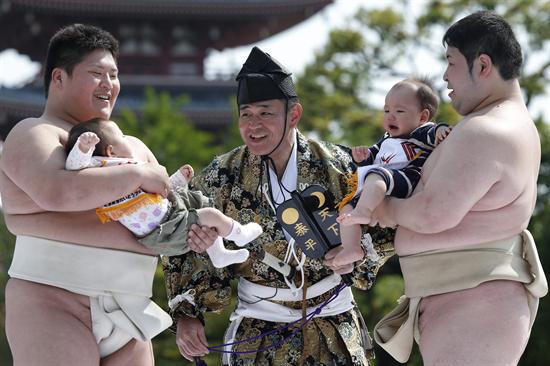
[89,64,118,74]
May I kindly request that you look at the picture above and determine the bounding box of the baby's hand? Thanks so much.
[352,146,370,164]
[77,132,100,153]
[435,126,452,145]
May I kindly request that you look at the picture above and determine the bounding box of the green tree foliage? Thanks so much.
[415,0,550,107]
[116,87,222,174]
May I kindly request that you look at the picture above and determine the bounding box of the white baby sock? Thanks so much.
[206,237,250,268]
[224,221,263,247]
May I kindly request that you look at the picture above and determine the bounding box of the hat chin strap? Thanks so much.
[259,99,295,206]
[262,98,289,159]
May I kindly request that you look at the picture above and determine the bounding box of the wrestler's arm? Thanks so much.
[0,123,162,252]
[3,210,154,254]
[0,120,168,212]
[0,170,43,214]
[378,117,511,233]
[0,170,155,253]
[1,176,155,253]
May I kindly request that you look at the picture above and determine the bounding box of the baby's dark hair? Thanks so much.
[66,118,112,156]
[394,77,439,120]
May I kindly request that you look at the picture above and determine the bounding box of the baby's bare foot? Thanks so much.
[179,164,194,181]
[331,245,364,267]
[337,207,372,226]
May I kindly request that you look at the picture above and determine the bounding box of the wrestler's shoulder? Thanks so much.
[125,135,154,158]
[462,114,528,144]
[451,115,530,163]
[5,117,66,145]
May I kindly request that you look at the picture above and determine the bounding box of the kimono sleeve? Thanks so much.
[162,252,233,327]
[161,158,234,325]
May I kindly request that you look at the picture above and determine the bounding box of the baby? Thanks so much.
[65,118,263,268]
[333,78,451,266]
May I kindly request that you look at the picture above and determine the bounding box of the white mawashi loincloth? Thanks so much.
[8,236,172,357]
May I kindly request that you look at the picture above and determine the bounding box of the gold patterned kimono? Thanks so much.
[162,131,394,365]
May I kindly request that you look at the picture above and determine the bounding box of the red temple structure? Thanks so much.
[0,0,333,138]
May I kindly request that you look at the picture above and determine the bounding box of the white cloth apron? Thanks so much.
[8,236,172,357]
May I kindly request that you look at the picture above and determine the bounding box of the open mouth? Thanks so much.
[95,94,111,102]
[388,124,399,132]
[250,133,267,141]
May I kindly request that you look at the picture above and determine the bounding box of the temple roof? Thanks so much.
[1,0,333,74]
[6,0,331,18]
[0,0,333,136]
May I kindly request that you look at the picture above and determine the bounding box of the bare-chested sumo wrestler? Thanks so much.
[0,24,172,366]
[372,11,547,366]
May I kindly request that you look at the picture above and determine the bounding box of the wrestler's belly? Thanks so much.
[395,208,530,256]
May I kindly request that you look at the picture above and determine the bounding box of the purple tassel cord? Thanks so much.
[193,281,347,366]
[194,357,207,366]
